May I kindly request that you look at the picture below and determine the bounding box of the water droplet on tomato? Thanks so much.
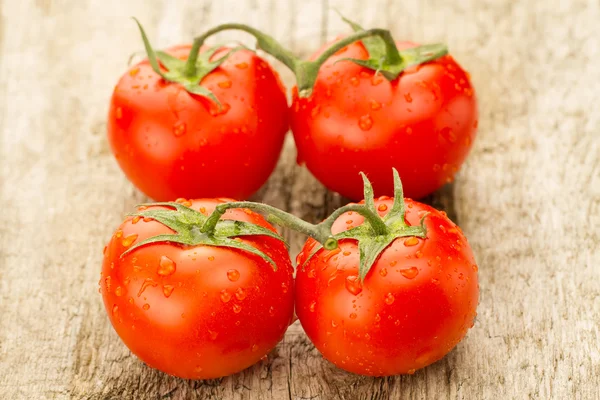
[472,264,479,272]
[208,256,215,262]
[172,121,186,137]
[331,320,338,328]
[137,277,157,297]
[431,278,439,284]
[379,268,388,277]
[458,273,464,280]
[129,67,139,77]
[307,269,316,278]
[235,62,248,69]
[163,285,174,297]
[400,267,419,279]
[345,275,363,295]
[375,313,381,322]
[358,114,373,131]
[281,282,288,293]
[384,293,395,305]
[404,237,419,247]
[371,75,383,86]
[309,301,316,312]
[349,76,359,86]
[349,312,357,319]
[121,234,138,248]
[343,251,351,256]
[220,290,231,303]
[105,276,112,291]
[142,303,150,310]
[218,80,232,88]
[157,256,176,276]
[404,93,413,103]
[370,99,382,110]
[233,304,242,313]
[440,127,457,143]
[227,269,240,282]
[115,107,123,120]
[269,306,275,316]
[323,248,341,262]
[114,286,123,297]
[311,105,321,118]
[235,287,246,301]
[112,304,118,315]
[128,297,134,304]
[115,230,123,239]
[346,219,353,225]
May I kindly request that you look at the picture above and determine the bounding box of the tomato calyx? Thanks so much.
[333,14,448,82]
[300,169,429,281]
[133,18,243,107]
[121,201,286,269]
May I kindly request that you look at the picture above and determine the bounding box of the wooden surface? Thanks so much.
[1,0,599,399]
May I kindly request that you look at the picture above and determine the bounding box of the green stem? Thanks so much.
[182,23,401,96]
[184,23,299,78]
[317,204,388,236]
[201,202,339,249]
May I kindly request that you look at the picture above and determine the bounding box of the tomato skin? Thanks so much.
[295,197,478,376]
[108,45,288,201]
[291,40,477,200]
[100,199,294,379]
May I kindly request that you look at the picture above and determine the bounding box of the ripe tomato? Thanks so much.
[108,45,288,201]
[290,40,478,200]
[295,196,479,376]
[100,199,294,379]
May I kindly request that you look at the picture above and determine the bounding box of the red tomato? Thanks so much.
[108,46,288,201]
[290,40,478,200]
[295,196,479,376]
[100,199,294,379]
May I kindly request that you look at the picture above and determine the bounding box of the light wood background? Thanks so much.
[1,0,598,399]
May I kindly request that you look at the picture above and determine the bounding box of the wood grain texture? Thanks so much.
[0,0,598,399]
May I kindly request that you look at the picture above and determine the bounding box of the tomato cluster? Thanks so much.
[102,17,479,380]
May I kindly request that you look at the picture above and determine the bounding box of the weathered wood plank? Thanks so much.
[0,0,598,399]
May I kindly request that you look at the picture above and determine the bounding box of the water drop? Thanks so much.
[129,67,139,77]
[220,290,231,303]
[343,251,351,256]
[331,320,338,328]
[172,121,186,137]
[349,76,359,86]
[112,304,118,315]
[404,93,413,103]
[157,256,176,276]
[307,269,316,278]
[309,301,316,312]
[415,250,423,258]
[115,286,123,297]
[137,277,157,297]
[323,248,341,262]
[209,330,219,340]
[311,105,321,118]
[407,369,416,375]
[115,230,123,238]
[227,269,240,281]
[472,264,479,272]
[349,312,357,319]
[269,306,275,316]
[281,282,288,293]
[128,297,134,304]
[163,285,174,298]
[404,237,419,247]
[431,278,439,284]
[345,275,363,296]
[440,127,457,143]
[400,267,419,279]
[115,107,123,120]
[371,75,383,86]
[142,303,150,310]
[235,62,248,69]
[235,287,246,301]
[375,314,381,322]
[218,80,232,89]
[121,234,138,248]
[233,304,242,313]
[208,256,215,262]
[370,99,382,110]
[358,114,373,131]
[384,293,395,305]
[379,268,388,277]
